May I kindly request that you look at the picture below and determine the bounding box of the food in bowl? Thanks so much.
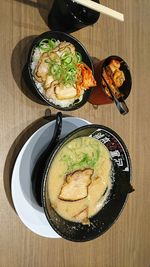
[42,124,132,242]
[47,136,112,225]
[31,38,96,108]
[102,59,125,99]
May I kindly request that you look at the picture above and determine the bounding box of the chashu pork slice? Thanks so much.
[59,169,93,201]
[73,208,90,225]
[44,75,54,90]
[55,85,77,100]
[34,52,49,83]
[45,80,59,100]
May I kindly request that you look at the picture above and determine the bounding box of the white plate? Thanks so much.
[11,117,90,238]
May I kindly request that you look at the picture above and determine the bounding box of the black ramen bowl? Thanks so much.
[100,55,132,100]
[41,124,133,242]
[25,31,94,111]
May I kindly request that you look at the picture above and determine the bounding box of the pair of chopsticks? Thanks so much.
[73,0,124,22]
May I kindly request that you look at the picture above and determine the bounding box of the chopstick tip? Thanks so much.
[121,14,124,22]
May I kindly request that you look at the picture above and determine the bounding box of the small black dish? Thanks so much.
[25,31,94,111]
[101,55,132,100]
[41,124,133,242]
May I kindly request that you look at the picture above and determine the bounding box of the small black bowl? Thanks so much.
[42,124,133,242]
[25,31,94,111]
[100,55,132,100]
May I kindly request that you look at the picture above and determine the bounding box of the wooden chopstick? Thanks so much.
[101,74,114,100]
[73,0,124,22]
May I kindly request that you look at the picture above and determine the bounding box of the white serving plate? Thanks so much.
[11,117,90,238]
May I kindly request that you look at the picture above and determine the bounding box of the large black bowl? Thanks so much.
[42,124,133,242]
[25,31,94,111]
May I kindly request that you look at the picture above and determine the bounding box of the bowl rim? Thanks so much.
[41,124,132,242]
[26,31,94,111]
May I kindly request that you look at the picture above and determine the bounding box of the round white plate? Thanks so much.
[11,117,90,238]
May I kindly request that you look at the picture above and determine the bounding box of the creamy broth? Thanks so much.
[47,137,112,224]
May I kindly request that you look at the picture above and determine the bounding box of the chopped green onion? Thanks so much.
[62,55,72,65]
[45,59,50,63]
[38,38,57,52]
[38,38,83,86]
[75,52,82,63]
[51,65,58,74]
[39,39,49,45]
[61,52,69,60]
[48,38,57,49]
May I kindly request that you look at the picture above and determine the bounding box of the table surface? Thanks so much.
[1,0,150,266]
